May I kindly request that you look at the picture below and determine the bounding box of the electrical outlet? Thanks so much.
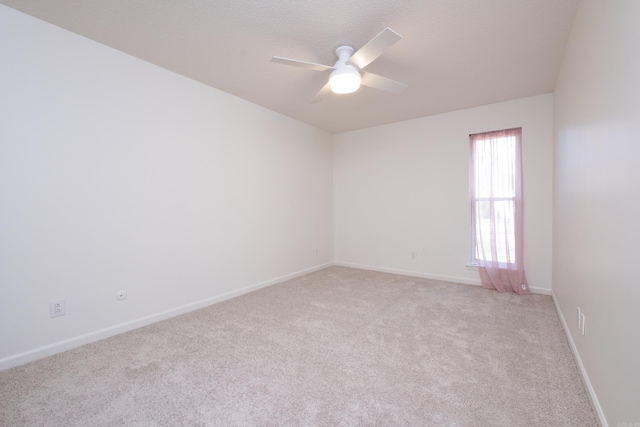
[410,251,417,260]
[315,248,318,256]
[50,299,66,318]
[577,307,582,329]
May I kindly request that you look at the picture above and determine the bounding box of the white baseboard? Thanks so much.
[551,293,608,427]
[0,262,333,371]
[334,260,483,285]
[333,261,551,295]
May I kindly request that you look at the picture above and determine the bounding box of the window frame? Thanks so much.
[469,127,522,267]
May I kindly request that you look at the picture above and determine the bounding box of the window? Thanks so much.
[470,128,522,267]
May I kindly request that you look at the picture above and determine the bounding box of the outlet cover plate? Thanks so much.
[50,299,66,318]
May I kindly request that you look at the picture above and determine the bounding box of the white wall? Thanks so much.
[334,94,553,293]
[553,0,640,425]
[0,5,333,369]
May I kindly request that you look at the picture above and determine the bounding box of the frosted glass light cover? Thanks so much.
[330,66,361,94]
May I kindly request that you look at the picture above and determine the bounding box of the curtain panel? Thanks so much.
[470,127,530,294]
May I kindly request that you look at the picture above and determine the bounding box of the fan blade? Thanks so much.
[310,82,332,103]
[350,27,402,69]
[271,56,333,72]
[361,72,408,94]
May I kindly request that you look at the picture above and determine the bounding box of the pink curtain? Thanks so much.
[470,128,530,294]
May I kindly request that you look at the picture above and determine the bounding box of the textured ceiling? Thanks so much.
[0,0,580,134]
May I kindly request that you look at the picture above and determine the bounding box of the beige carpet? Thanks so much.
[1,266,597,426]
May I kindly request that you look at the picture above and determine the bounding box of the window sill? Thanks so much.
[465,263,479,271]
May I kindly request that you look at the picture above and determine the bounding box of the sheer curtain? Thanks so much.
[470,128,530,294]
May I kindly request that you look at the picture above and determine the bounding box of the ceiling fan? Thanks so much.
[271,27,408,102]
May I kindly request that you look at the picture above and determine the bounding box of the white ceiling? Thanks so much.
[1,0,580,134]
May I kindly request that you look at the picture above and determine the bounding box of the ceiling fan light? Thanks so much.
[329,66,361,94]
